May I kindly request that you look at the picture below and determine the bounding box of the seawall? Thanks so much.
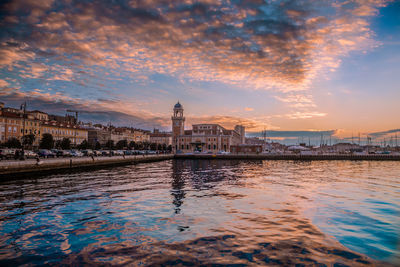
[0,154,173,177]
[1,153,399,178]
[174,154,400,161]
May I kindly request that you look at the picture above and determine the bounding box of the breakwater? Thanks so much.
[175,153,400,161]
[0,154,173,177]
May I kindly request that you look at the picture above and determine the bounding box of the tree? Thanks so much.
[167,145,172,152]
[150,142,157,150]
[5,138,21,148]
[105,140,114,150]
[94,141,101,150]
[22,134,35,147]
[78,140,89,149]
[143,141,150,150]
[162,143,167,151]
[136,142,143,150]
[116,139,127,149]
[128,141,136,149]
[60,138,71,150]
[40,133,54,149]
[55,140,62,149]
[157,144,162,151]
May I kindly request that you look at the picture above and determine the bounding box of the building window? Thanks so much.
[224,145,227,151]
[214,144,216,149]
[186,145,189,149]
[8,126,11,132]
[208,144,211,149]
[181,144,184,149]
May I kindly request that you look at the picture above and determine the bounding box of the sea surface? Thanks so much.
[0,160,399,266]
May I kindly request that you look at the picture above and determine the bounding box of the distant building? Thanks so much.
[28,110,49,121]
[171,102,243,153]
[41,121,88,146]
[231,144,262,154]
[87,126,151,147]
[87,127,110,146]
[150,129,172,146]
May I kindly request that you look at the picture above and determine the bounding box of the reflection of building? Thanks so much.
[171,102,244,153]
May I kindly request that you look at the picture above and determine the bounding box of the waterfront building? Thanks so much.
[133,129,150,143]
[171,102,244,153]
[231,144,263,154]
[150,129,172,146]
[87,127,110,146]
[87,126,150,146]
[28,110,49,121]
[41,121,88,146]
[0,106,41,146]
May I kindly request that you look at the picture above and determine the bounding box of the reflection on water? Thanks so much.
[0,160,399,266]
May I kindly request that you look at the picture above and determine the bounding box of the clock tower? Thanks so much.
[172,101,185,152]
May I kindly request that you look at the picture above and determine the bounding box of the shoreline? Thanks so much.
[1,153,399,178]
[0,154,173,178]
[175,153,400,161]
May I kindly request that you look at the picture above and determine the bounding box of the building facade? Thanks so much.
[171,102,244,153]
[41,121,88,146]
[0,107,41,146]
[150,129,172,146]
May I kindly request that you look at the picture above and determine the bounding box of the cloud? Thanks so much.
[1,88,273,131]
[247,130,337,138]
[369,128,400,138]
[0,79,9,87]
[0,0,392,129]
[285,111,327,119]
[0,0,391,91]
[244,107,254,111]
[0,88,167,129]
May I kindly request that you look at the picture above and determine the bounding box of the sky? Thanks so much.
[0,0,399,145]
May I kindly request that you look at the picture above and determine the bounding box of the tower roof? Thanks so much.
[174,101,183,109]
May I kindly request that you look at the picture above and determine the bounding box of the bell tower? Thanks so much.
[172,101,185,152]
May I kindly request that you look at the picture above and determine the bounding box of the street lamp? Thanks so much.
[20,102,26,160]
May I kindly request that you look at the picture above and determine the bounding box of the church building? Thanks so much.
[171,102,245,153]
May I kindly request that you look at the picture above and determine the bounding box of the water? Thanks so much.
[0,160,399,266]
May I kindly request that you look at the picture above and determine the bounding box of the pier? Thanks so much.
[175,153,400,161]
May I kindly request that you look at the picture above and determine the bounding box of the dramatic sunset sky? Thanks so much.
[0,0,399,144]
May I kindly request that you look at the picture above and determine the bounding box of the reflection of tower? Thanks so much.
[171,102,185,153]
[171,160,186,214]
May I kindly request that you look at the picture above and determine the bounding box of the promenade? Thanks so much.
[0,154,173,177]
[1,153,399,177]
[175,153,400,161]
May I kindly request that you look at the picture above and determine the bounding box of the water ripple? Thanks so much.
[0,160,399,266]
